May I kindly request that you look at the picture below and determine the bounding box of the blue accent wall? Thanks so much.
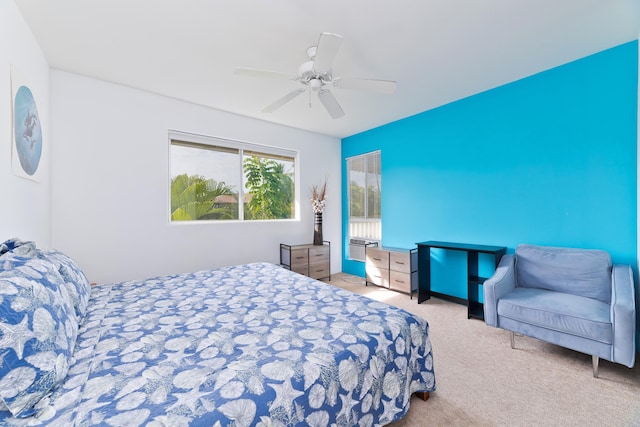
[342,41,638,301]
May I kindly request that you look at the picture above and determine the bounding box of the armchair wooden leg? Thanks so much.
[510,331,515,349]
[592,355,599,378]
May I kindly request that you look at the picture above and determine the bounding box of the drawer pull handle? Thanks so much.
[373,257,382,261]
[395,261,405,265]
[395,279,405,284]
[296,256,305,260]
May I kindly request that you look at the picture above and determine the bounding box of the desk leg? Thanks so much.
[467,251,482,320]
[418,245,431,303]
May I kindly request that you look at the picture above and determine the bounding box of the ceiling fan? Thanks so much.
[233,32,397,119]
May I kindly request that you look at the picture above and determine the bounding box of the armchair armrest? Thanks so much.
[483,254,516,327]
[611,264,636,367]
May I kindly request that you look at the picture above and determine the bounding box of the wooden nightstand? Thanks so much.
[280,241,330,280]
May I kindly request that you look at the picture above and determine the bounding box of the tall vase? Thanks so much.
[313,212,323,245]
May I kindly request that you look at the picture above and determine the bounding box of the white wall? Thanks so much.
[0,0,51,245]
[51,71,341,284]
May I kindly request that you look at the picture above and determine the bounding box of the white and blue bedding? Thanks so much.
[0,240,436,426]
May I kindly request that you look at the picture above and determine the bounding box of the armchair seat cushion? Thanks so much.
[497,287,612,345]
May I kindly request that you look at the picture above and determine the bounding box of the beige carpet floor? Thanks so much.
[328,273,640,427]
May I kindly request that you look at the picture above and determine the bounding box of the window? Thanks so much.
[169,131,297,222]
[347,151,381,241]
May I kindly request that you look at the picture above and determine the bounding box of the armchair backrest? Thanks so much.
[515,244,612,304]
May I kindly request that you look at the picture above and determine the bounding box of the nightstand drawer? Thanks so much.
[292,265,309,276]
[390,251,411,274]
[309,245,329,263]
[290,248,309,268]
[309,262,330,280]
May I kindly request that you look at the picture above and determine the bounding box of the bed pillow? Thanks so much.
[0,238,36,257]
[0,242,91,322]
[38,249,91,320]
[0,253,78,418]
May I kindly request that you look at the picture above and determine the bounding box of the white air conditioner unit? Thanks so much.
[348,239,379,262]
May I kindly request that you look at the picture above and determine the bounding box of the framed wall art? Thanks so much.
[11,66,42,181]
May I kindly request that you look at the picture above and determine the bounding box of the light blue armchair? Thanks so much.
[484,244,636,377]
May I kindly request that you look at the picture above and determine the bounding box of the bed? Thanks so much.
[0,239,436,426]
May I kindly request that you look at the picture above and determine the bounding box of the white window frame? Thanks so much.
[168,130,300,223]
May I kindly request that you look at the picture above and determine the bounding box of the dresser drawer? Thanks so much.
[366,264,389,288]
[390,251,411,274]
[309,262,330,280]
[292,265,309,276]
[366,248,389,270]
[308,245,330,263]
[389,270,412,293]
[290,248,309,268]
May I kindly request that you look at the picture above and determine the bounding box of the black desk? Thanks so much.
[416,241,507,319]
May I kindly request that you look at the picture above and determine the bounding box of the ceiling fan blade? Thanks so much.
[312,33,343,75]
[233,66,299,81]
[262,88,306,113]
[333,77,397,94]
[317,89,345,119]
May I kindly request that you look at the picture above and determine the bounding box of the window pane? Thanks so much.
[349,157,365,218]
[170,143,240,221]
[242,151,295,220]
[367,154,381,219]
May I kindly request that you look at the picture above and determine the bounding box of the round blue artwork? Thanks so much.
[13,85,42,176]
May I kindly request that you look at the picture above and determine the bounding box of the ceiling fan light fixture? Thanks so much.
[309,78,323,91]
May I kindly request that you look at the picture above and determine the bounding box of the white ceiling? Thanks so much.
[15,0,640,139]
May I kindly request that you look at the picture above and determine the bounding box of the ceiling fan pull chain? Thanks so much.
[308,89,312,108]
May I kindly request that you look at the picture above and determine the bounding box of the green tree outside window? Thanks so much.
[171,174,235,220]
[243,156,294,220]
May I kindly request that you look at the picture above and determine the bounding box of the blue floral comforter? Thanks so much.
[2,262,435,426]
